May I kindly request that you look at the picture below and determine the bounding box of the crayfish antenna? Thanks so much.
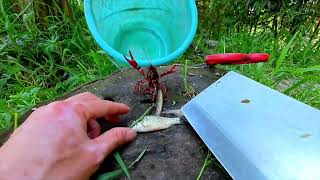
[123,51,145,76]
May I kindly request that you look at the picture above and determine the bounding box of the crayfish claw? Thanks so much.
[123,53,138,68]
[129,50,135,60]
[123,51,145,76]
[159,64,177,78]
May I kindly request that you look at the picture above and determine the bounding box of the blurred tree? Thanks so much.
[14,0,74,28]
[197,0,320,39]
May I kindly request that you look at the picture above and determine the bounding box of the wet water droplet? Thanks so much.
[300,133,312,138]
[241,99,251,104]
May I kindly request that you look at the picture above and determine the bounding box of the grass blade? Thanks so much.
[114,152,131,180]
[129,105,154,128]
[197,150,211,180]
[13,113,19,130]
[98,146,149,180]
[273,32,298,73]
[129,145,149,168]
[183,59,188,91]
[98,169,123,180]
[284,75,320,94]
[292,65,320,74]
[13,0,34,23]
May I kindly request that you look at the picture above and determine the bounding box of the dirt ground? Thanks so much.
[1,65,231,180]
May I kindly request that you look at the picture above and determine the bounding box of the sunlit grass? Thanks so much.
[0,1,118,131]
[180,30,320,109]
[1,0,319,133]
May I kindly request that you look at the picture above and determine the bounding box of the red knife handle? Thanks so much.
[232,53,270,64]
[206,53,270,65]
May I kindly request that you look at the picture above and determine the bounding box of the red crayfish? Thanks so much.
[123,51,177,101]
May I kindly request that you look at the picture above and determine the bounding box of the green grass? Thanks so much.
[197,150,212,180]
[98,146,149,180]
[224,32,319,107]
[0,2,118,131]
[180,30,320,108]
[114,152,131,180]
[0,1,319,134]
[196,149,230,180]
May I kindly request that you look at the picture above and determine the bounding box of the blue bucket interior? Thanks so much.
[84,0,198,67]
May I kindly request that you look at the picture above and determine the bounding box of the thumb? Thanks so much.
[92,127,137,156]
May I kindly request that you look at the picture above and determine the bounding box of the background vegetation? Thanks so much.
[1,0,319,131]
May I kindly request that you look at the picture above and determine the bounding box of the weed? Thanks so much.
[0,0,117,131]
[98,146,149,180]
[1,0,319,132]
[114,152,131,180]
[182,59,197,98]
[192,31,320,108]
[197,150,212,180]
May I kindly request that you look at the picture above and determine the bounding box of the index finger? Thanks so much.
[66,93,130,121]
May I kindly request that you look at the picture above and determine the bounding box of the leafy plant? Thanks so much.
[273,32,299,73]
[98,146,149,180]
[197,150,212,180]
[182,59,197,98]
[0,0,117,132]
[114,152,131,180]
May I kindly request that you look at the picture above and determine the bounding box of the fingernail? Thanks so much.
[120,103,130,109]
[126,129,137,140]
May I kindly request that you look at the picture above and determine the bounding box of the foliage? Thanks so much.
[113,152,131,180]
[98,146,149,180]
[0,0,117,131]
[197,0,320,40]
[0,0,319,133]
[196,149,229,180]
[183,30,320,108]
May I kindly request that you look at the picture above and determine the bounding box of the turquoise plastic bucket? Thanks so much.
[84,0,198,67]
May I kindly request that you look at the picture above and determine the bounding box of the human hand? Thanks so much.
[0,92,137,180]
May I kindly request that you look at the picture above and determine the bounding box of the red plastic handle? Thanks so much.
[206,53,270,65]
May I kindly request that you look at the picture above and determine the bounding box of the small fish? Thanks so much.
[131,116,180,133]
